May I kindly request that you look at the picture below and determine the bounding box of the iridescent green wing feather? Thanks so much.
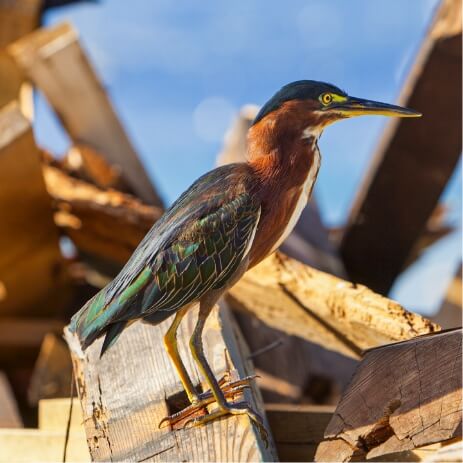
[69,164,260,352]
[141,193,260,319]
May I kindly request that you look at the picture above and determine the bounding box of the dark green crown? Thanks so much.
[253,80,346,124]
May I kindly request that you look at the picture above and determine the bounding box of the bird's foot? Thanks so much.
[159,375,256,430]
[184,401,269,447]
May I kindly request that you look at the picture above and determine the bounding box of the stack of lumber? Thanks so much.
[0,1,461,462]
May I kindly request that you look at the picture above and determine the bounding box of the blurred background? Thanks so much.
[0,0,461,458]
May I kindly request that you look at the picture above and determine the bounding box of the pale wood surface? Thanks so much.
[0,428,89,462]
[8,22,163,207]
[0,102,69,316]
[39,397,83,431]
[28,333,73,405]
[64,305,276,462]
[315,329,462,462]
[0,371,22,428]
[43,164,162,265]
[228,252,439,359]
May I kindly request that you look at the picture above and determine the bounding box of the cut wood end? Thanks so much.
[63,326,84,359]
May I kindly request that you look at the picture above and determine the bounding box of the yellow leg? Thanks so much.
[187,302,268,445]
[163,306,198,404]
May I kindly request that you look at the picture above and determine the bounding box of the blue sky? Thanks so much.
[36,0,461,315]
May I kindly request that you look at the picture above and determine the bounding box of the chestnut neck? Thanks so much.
[246,103,322,193]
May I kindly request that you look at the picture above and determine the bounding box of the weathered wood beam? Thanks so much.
[227,252,439,359]
[340,0,462,294]
[43,164,162,265]
[8,22,163,207]
[315,329,462,462]
[64,305,276,462]
[0,103,70,317]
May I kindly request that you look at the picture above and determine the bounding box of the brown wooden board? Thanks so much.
[340,0,462,294]
[315,329,462,462]
[0,103,69,316]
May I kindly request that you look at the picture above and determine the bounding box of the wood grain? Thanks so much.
[315,329,462,462]
[228,252,439,359]
[64,305,276,462]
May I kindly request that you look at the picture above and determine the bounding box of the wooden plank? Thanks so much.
[0,428,90,462]
[227,252,439,359]
[315,329,462,462]
[28,333,73,405]
[340,0,462,294]
[0,102,69,316]
[43,164,162,265]
[0,371,22,428]
[39,397,83,431]
[8,22,163,207]
[64,305,276,462]
[0,0,41,48]
[266,404,334,462]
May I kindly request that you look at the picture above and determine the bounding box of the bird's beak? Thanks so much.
[331,96,421,118]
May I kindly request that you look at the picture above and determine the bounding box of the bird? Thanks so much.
[69,80,420,439]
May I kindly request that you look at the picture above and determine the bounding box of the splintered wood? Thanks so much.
[315,329,462,462]
[64,306,276,462]
[227,252,439,359]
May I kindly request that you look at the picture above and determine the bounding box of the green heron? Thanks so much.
[69,80,420,440]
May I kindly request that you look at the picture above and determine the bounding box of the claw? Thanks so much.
[159,376,258,430]
[183,401,269,447]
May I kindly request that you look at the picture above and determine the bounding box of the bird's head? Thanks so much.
[252,80,421,139]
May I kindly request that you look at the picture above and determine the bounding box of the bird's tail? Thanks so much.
[69,289,113,351]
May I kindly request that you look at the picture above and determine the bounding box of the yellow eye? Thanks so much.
[321,93,333,105]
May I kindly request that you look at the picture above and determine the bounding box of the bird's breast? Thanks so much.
[248,146,321,267]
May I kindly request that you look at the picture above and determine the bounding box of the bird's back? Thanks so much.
[69,163,260,353]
